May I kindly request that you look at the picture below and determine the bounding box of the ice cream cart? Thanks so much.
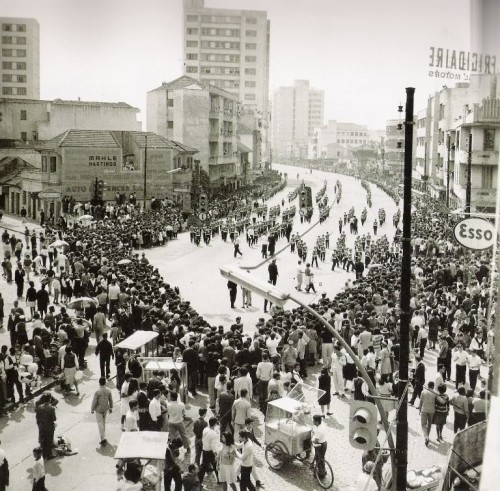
[264,382,334,488]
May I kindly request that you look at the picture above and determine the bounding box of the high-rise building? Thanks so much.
[0,17,40,99]
[182,0,270,123]
[272,80,324,160]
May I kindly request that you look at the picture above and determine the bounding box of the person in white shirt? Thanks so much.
[312,415,328,477]
[355,461,378,491]
[234,367,253,400]
[467,349,482,392]
[148,389,163,431]
[331,346,346,397]
[453,344,468,389]
[256,353,274,413]
[265,331,282,364]
[238,431,257,491]
[124,400,139,432]
[198,417,219,484]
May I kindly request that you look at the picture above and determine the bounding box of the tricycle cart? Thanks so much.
[264,382,334,489]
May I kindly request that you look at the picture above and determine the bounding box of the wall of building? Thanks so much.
[0,17,40,99]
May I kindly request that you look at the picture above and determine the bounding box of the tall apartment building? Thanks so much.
[147,75,247,187]
[182,0,269,119]
[0,18,40,99]
[272,80,324,160]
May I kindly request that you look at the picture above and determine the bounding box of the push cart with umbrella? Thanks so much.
[264,382,334,489]
[114,430,170,490]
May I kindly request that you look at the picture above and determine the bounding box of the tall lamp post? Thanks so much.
[143,134,148,208]
[219,265,397,480]
[395,87,415,491]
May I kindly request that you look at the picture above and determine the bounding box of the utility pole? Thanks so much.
[143,134,148,209]
[395,87,415,491]
[465,132,472,217]
[446,133,451,208]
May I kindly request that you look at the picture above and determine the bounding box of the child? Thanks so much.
[32,447,46,491]
[124,400,139,432]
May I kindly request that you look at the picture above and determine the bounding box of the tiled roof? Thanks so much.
[238,142,253,153]
[128,132,198,154]
[1,98,138,110]
[37,130,121,149]
[149,75,238,100]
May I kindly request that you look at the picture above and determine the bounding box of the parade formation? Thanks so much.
[0,163,495,491]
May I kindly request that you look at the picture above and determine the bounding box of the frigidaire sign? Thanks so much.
[428,46,496,81]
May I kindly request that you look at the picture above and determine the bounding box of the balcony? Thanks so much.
[209,109,221,119]
[209,131,219,142]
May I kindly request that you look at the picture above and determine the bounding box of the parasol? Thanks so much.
[50,240,69,248]
[66,297,99,310]
[117,259,132,265]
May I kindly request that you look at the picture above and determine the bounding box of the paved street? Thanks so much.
[0,166,458,490]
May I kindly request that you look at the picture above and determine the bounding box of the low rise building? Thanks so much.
[0,98,141,143]
[0,129,195,218]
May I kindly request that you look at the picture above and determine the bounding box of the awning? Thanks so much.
[114,331,158,350]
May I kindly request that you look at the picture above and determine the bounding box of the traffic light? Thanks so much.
[199,193,208,213]
[349,401,377,450]
[305,186,313,207]
[300,189,307,208]
[97,180,105,200]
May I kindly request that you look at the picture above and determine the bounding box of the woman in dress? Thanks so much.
[318,367,332,416]
[218,431,241,491]
[433,384,449,442]
[377,374,395,422]
[61,346,79,395]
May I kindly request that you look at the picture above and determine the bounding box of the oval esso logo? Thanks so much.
[453,218,496,250]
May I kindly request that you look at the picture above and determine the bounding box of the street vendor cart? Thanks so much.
[264,382,334,489]
[114,430,170,491]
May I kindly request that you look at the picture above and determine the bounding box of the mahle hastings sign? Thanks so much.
[453,217,496,251]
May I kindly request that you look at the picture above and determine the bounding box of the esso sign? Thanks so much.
[453,218,496,250]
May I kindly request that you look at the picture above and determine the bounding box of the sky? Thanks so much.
[3,0,474,130]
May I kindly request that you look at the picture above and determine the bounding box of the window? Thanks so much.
[22,191,27,205]
[245,81,256,87]
[186,66,198,73]
[167,121,174,129]
[186,15,198,21]
[245,93,256,100]
[245,55,256,62]
[245,43,256,49]
[482,166,494,189]
[2,24,12,32]
[201,15,211,22]
[2,61,12,69]
[16,74,26,83]
[186,28,198,35]
[16,62,26,69]
[245,68,256,75]
[2,36,12,43]
[167,98,173,107]
[49,156,57,172]
[439,103,445,120]
[2,74,12,82]
[186,53,198,60]
[186,40,198,47]
[15,49,26,57]
[16,87,26,95]
[2,49,12,56]
[21,132,27,141]
[246,17,257,24]
[20,109,27,120]
[16,24,26,32]
[15,36,26,44]
[245,30,257,37]
[41,156,47,172]
[484,129,495,151]
[2,87,12,95]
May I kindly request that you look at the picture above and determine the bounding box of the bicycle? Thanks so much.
[265,440,334,489]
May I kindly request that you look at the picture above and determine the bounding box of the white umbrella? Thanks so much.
[66,297,99,310]
[117,259,132,265]
[50,239,69,248]
[77,215,93,221]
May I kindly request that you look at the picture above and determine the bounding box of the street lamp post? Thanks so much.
[143,134,148,209]
[395,87,415,491]
[219,265,397,477]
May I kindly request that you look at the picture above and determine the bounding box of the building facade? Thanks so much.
[0,17,40,99]
[0,98,141,143]
[0,130,195,218]
[147,75,248,187]
[308,120,368,162]
[272,80,324,160]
